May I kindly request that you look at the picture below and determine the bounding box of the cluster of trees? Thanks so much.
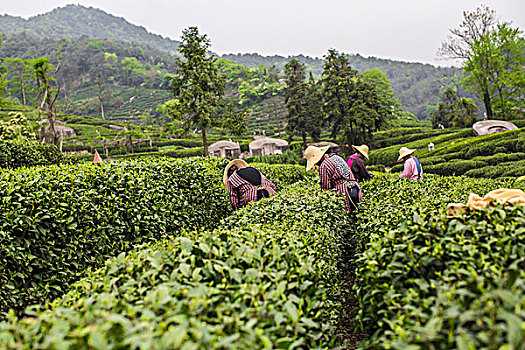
[438,6,525,122]
[163,27,246,156]
[283,50,394,151]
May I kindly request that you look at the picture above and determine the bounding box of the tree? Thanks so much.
[283,59,309,149]
[305,72,323,142]
[320,49,387,150]
[439,6,525,120]
[320,49,359,145]
[32,50,62,145]
[431,87,478,128]
[165,27,244,156]
[0,34,7,106]
[362,68,401,116]
[470,23,525,119]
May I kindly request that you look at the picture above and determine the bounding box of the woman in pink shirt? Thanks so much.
[397,147,423,180]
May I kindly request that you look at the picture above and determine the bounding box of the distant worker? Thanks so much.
[347,144,374,182]
[428,142,435,151]
[398,147,423,180]
[224,159,277,210]
[305,146,361,212]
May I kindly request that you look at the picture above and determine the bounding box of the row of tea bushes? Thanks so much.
[0,157,231,317]
[381,128,524,177]
[351,173,525,349]
[0,140,63,169]
[0,157,312,318]
[355,205,524,349]
[0,180,351,349]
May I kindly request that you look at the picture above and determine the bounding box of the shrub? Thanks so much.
[354,205,524,349]
[0,179,350,349]
[0,157,231,317]
[0,140,62,169]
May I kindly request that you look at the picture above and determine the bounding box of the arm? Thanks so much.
[354,159,371,181]
[261,175,277,192]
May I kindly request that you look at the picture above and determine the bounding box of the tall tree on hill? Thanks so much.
[4,58,33,105]
[165,27,244,156]
[0,34,7,106]
[363,68,401,116]
[431,87,478,128]
[283,59,309,149]
[305,72,323,142]
[320,50,388,149]
[320,49,359,147]
[439,6,525,120]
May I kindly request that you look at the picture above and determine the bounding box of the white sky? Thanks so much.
[1,0,524,67]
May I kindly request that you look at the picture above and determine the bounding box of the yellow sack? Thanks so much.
[447,188,525,217]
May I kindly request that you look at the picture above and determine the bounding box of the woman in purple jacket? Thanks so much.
[347,144,374,182]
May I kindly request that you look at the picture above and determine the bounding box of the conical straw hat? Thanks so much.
[304,146,329,171]
[223,159,248,188]
[352,145,369,160]
[397,147,416,162]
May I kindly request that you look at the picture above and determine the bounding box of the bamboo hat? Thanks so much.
[397,147,416,162]
[352,145,369,160]
[304,145,329,171]
[223,159,248,188]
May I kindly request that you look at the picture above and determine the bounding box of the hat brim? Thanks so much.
[306,146,329,171]
[223,159,248,188]
[352,145,369,160]
[397,148,416,162]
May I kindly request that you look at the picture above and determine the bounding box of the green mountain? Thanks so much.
[0,4,475,124]
[0,4,180,54]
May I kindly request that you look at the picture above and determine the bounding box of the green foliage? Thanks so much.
[431,87,479,128]
[245,149,305,166]
[283,60,323,148]
[164,27,245,155]
[0,157,233,317]
[0,171,343,349]
[383,128,525,177]
[353,176,524,348]
[362,68,401,115]
[320,49,388,150]
[0,112,35,140]
[0,139,62,168]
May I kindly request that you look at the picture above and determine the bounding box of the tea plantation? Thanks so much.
[0,158,523,349]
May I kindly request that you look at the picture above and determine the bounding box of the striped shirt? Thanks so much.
[320,155,361,212]
[227,169,277,210]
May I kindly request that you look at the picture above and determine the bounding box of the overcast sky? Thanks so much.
[1,0,524,66]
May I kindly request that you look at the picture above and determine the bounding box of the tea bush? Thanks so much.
[355,205,524,349]
[0,140,63,169]
[350,173,525,349]
[0,180,350,349]
[0,158,312,318]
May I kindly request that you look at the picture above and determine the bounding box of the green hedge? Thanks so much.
[355,205,524,349]
[245,149,305,166]
[347,173,525,348]
[0,157,232,317]
[0,140,63,169]
[0,179,350,349]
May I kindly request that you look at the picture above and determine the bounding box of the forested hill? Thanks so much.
[222,53,465,119]
[0,4,180,55]
[0,4,470,120]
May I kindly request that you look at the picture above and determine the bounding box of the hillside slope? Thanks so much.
[0,4,180,55]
